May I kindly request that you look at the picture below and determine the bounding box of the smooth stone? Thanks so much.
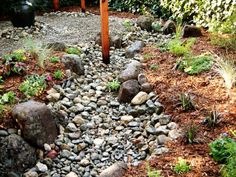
[121,115,134,122]
[131,91,148,105]
[36,162,48,173]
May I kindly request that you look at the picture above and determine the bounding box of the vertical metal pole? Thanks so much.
[81,0,86,13]
[100,0,110,64]
[53,0,59,10]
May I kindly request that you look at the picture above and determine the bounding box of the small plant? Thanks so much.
[210,33,236,51]
[156,42,168,53]
[123,19,133,31]
[204,109,221,128]
[11,49,27,62]
[214,56,236,97]
[53,70,63,80]
[37,47,52,68]
[50,56,60,63]
[168,38,196,56]
[150,64,159,71]
[66,47,81,55]
[184,122,198,144]
[0,91,16,104]
[19,74,47,98]
[146,162,162,177]
[177,53,213,75]
[152,22,162,32]
[173,158,191,174]
[179,93,195,111]
[106,80,120,92]
[143,53,155,61]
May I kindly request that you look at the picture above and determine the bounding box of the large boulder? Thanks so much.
[99,162,127,177]
[62,54,84,75]
[137,15,154,31]
[182,25,202,38]
[95,33,122,49]
[0,134,36,176]
[163,20,176,35]
[47,42,66,51]
[125,40,145,58]
[12,100,58,148]
[118,80,140,103]
[118,60,142,83]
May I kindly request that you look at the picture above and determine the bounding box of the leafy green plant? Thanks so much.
[179,93,195,111]
[184,122,198,144]
[123,19,133,31]
[50,56,60,63]
[160,0,235,31]
[204,109,221,128]
[152,22,162,32]
[11,49,27,62]
[53,70,64,80]
[214,56,236,97]
[177,53,213,75]
[66,47,81,55]
[156,42,168,52]
[106,80,121,92]
[19,74,46,98]
[146,162,162,177]
[173,158,191,174]
[168,38,196,56]
[150,64,159,71]
[0,91,16,104]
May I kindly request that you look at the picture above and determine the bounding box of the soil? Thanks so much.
[124,32,236,176]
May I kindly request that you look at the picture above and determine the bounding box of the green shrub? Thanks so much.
[150,64,159,71]
[50,56,60,63]
[177,54,213,75]
[160,0,236,32]
[0,91,16,105]
[19,74,46,98]
[66,47,81,55]
[173,158,191,174]
[106,80,120,92]
[53,70,64,80]
[168,38,196,56]
[109,0,170,18]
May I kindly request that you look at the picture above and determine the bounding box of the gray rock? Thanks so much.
[138,74,147,85]
[36,162,48,173]
[131,91,148,105]
[118,60,142,83]
[168,129,181,139]
[163,20,176,35]
[46,93,60,102]
[0,134,36,175]
[24,171,38,177]
[65,172,78,177]
[12,101,58,148]
[159,115,171,125]
[157,134,171,145]
[125,41,145,58]
[67,123,78,132]
[141,83,153,93]
[62,54,84,75]
[110,35,122,49]
[47,42,66,51]
[137,15,154,31]
[118,80,140,103]
[167,122,178,130]
[121,115,134,122]
[99,162,127,177]
[0,130,8,136]
[182,25,202,38]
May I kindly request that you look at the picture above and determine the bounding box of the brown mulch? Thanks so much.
[124,32,236,176]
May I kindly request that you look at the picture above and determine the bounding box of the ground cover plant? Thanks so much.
[106,80,121,92]
[173,158,191,174]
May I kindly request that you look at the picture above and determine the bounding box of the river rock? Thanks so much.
[182,25,202,38]
[163,20,176,35]
[131,91,148,105]
[137,15,154,31]
[118,80,140,103]
[12,101,58,148]
[0,134,36,176]
[62,54,84,75]
[99,162,127,177]
[125,41,145,58]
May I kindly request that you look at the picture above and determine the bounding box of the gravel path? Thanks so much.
[0,12,126,55]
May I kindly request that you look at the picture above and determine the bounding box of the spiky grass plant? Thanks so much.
[173,158,191,174]
[214,56,236,97]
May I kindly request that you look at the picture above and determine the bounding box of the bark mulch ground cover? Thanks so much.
[124,32,236,177]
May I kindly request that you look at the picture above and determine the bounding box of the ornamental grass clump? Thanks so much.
[214,56,236,97]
